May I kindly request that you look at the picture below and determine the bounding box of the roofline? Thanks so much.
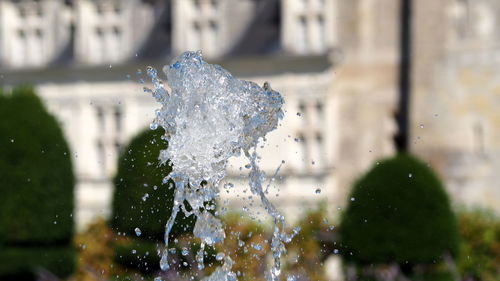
[0,54,334,85]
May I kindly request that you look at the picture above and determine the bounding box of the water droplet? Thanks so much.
[296,112,301,116]
[216,253,225,261]
[419,124,424,129]
[150,122,158,130]
[142,193,149,201]
[350,197,356,201]
[315,188,321,194]
[287,275,297,281]
[10,139,14,143]
[135,227,142,237]
[181,248,189,256]
[333,249,339,254]
[408,173,412,178]
[154,277,162,281]
[160,253,169,271]
[252,243,262,250]
[132,249,137,254]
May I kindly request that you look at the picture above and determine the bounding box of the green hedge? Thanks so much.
[0,86,75,279]
[0,245,75,280]
[340,154,459,268]
[114,239,160,274]
[111,128,195,242]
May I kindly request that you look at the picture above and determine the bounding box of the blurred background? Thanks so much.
[0,0,499,281]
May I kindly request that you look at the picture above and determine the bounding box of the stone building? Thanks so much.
[2,0,496,235]
[0,0,344,229]
[411,0,500,213]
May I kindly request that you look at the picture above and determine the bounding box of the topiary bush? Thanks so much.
[111,128,197,272]
[340,154,459,270]
[0,86,75,280]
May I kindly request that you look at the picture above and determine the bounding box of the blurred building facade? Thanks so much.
[411,0,500,213]
[0,0,344,229]
[1,0,498,233]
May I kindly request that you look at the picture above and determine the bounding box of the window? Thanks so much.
[315,101,324,124]
[314,133,324,167]
[97,140,106,176]
[114,106,122,133]
[13,29,27,66]
[110,26,122,62]
[316,15,326,51]
[114,4,121,14]
[93,27,105,63]
[285,0,330,54]
[182,0,221,57]
[96,106,105,132]
[191,22,202,51]
[95,104,124,176]
[297,16,308,53]
[454,0,472,40]
[206,20,218,55]
[296,98,327,170]
[31,29,44,65]
[87,2,126,64]
[36,7,43,17]
[18,6,27,18]
[473,121,485,155]
[96,4,104,15]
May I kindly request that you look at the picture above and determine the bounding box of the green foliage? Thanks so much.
[114,239,160,274]
[0,245,75,280]
[0,86,75,280]
[74,218,115,281]
[411,271,455,281]
[457,210,500,281]
[111,128,195,241]
[340,154,459,267]
[286,204,335,281]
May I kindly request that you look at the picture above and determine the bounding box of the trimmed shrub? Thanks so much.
[0,86,75,279]
[111,127,195,241]
[0,246,75,279]
[114,238,160,274]
[340,154,459,268]
[111,128,199,273]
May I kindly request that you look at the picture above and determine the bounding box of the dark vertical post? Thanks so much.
[395,0,412,152]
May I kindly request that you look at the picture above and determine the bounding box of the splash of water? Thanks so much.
[146,51,295,281]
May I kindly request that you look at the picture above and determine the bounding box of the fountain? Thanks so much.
[145,51,297,281]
